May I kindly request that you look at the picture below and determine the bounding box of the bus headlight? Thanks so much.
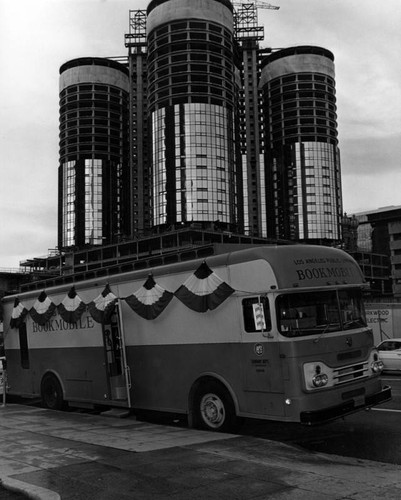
[304,362,332,390]
[312,372,329,388]
[371,360,384,373]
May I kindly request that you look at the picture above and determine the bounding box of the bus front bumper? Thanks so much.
[300,385,392,425]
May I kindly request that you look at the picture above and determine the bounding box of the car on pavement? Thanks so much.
[377,338,401,373]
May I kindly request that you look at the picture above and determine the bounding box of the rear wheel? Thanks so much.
[41,374,65,410]
[194,381,237,432]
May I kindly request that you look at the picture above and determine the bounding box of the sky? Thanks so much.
[0,0,400,268]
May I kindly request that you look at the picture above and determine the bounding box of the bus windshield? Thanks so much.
[276,289,366,338]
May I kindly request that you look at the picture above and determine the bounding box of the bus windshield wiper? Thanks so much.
[313,322,339,343]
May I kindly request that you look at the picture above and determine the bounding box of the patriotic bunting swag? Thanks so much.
[174,261,234,313]
[29,291,57,326]
[87,284,118,324]
[124,275,173,320]
[58,286,87,324]
[10,298,29,329]
[8,262,235,328]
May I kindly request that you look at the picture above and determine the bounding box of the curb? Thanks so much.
[0,476,61,500]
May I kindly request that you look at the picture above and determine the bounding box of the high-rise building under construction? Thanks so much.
[58,58,131,250]
[58,0,343,251]
[145,0,241,233]
[260,46,343,244]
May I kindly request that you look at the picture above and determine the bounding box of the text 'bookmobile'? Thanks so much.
[2,245,391,431]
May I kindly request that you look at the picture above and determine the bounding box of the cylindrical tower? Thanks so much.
[58,57,130,250]
[260,46,343,244]
[146,0,241,232]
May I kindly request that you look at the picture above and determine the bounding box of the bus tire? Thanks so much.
[41,374,65,411]
[193,381,237,432]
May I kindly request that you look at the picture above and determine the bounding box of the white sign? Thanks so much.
[252,303,266,330]
[366,308,393,344]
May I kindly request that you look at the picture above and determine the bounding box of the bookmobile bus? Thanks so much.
[1,245,391,431]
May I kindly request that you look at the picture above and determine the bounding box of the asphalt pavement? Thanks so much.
[1,404,401,499]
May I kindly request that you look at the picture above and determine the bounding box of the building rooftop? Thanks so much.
[353,205,401,217]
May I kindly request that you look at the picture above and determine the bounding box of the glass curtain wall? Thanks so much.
[61,161,76,248]
[295,141,340,240]
[152,103,235,226]
[84,159,103,245]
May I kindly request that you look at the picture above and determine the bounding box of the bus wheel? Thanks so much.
[41,374,65,411]
[194,381,236,432]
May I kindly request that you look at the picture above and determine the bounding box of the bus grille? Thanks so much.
[333,361,369,385]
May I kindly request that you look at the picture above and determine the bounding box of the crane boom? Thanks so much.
[254,2,279,10]
[233,1,280,10]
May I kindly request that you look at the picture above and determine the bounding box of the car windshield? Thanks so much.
[276,289,366,338]
[378,341,401,351]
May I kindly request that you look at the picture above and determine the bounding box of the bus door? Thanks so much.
[102,304,131,406]
[240,296,285,416]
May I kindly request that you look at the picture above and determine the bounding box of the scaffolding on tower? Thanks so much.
[233,1,279,42]
[125,9,147,49]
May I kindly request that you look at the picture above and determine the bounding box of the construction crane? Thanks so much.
[233,1,279,41]
[125,10,147,48]
[232,2,280,11]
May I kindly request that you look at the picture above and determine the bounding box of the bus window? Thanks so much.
[242,297,271,332]
[338,290,366,330]
[277,291,340,338]
[277,289,366,338]
[19,323,30,369]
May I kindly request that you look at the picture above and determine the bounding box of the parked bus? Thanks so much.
[1,245,391,430]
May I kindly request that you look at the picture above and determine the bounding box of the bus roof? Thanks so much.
[225,245,365,290]
[2,245,365,303]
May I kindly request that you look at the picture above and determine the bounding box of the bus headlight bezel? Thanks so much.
[370,349,384,374]
[303,362,332,390]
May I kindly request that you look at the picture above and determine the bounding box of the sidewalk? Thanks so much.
[1,405,401,500]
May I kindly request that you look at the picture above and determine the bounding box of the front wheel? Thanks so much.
[41,374,65,411]
[194,381,237,432]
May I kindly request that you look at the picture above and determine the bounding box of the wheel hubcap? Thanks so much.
[200,393,225,429]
